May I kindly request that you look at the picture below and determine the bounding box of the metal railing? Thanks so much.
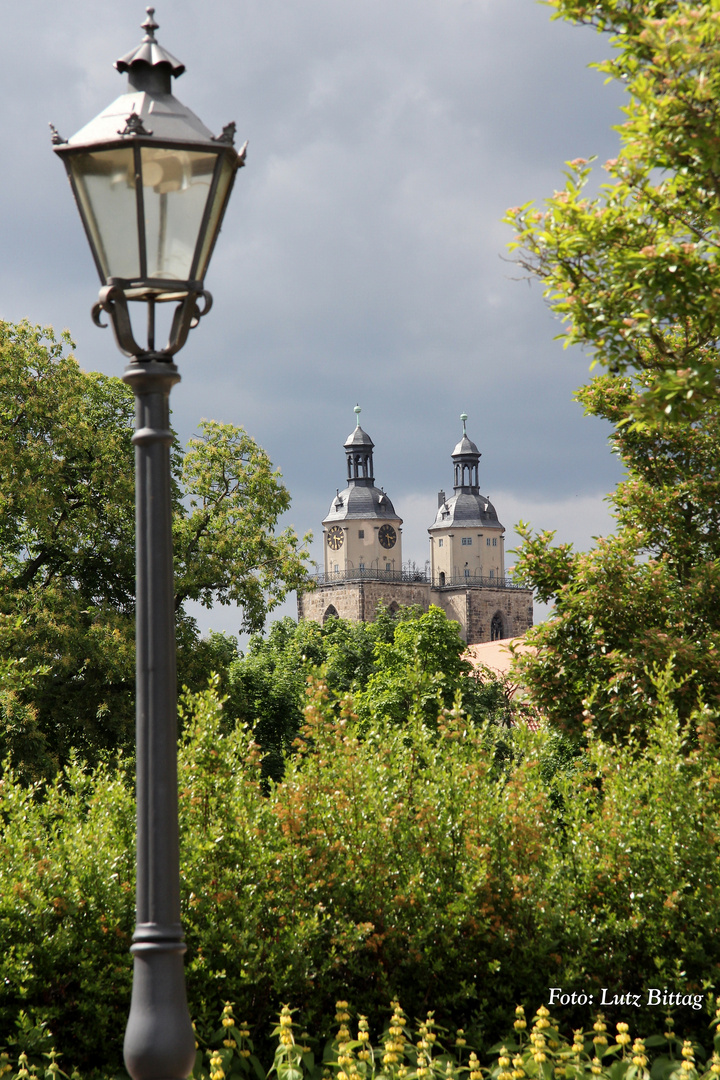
[433,574,528,591]
[311,567,430,585]
[308,568,528,590]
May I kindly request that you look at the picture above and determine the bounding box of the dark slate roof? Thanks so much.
[452,433,480,457]
[344,424,374,448]
[323,484,400,523]
[428,491,504,531]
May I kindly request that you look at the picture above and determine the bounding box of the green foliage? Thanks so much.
[1,672,719,1074]
[506,1,720,421]
[225,607,516,777]
[511,374,720,741]
[0,319,310,776]
[354,606,472,729]
[5,997,720,1080]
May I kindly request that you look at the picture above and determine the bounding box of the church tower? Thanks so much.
[298,408,532,640]
[428,414,505,587]
[322,406,403,577]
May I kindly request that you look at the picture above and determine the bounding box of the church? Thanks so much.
[297,408,533,644]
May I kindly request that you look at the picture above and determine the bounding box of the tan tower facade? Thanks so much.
[298,410,533,642]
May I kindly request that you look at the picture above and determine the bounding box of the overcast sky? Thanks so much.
[2,0,628,637]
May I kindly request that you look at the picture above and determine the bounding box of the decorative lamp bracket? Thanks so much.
[91,284,213,362]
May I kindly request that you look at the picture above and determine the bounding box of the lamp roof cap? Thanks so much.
[115,7,186,78]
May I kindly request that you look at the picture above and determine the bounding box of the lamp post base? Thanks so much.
[124,924,195,1080]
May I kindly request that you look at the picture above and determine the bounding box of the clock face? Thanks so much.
[327,526,344,551]
[378,523,397,550]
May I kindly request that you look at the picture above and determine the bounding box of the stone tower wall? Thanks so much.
[298,581,533,643]
[298,581,431,625]
[464,587,533,643]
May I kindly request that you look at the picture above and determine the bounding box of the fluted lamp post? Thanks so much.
[52,9,246,1079]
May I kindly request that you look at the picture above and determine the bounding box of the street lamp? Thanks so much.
[52,9,246,1080]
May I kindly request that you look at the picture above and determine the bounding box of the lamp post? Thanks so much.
[52,10,246,1079]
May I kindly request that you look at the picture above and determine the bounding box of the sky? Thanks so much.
[1,0,628,638]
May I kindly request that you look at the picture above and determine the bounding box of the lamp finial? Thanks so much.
[354,404,361,428]
[460,412,468,435]
[141,7,159,40]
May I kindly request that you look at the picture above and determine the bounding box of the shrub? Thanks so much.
[1,669,719,1074]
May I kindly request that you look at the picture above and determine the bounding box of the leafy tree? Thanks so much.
[226,606,518,778]
[354,604,475,728]
[506,0,720,421]
[502,1,720,737]
[512,373,720,741]
[224,606,407,777]
[0,320,310,776]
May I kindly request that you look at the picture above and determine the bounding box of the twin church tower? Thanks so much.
[297,407,533,644]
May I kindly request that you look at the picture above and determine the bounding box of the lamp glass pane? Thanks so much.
[70,148,140,280]
[194,155,236,282]
[141,147,217,282]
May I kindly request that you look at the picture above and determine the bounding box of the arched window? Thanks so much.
[389,601,400,615]
[323,604,339,624]
[439,571,446,587]
[490,612,504,641]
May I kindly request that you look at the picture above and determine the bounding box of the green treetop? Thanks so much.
[506,0,720,421]
[0,320,311,776]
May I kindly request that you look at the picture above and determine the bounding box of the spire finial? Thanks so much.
[141,7,159,41]
[460,412,468,435]
[354,404,361,428]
